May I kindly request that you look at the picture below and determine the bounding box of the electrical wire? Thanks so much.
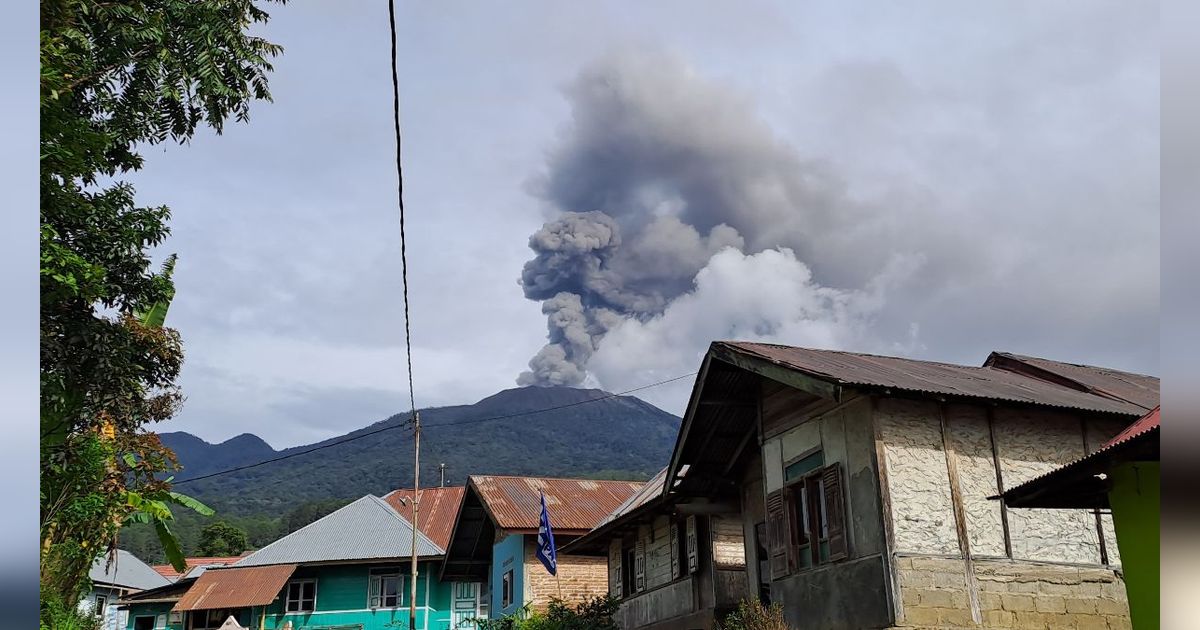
[171,372,697,486]
[387,0,417,425]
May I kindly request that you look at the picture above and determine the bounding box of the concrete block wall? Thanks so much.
[894,556,1129,629]
[523,544,609,613]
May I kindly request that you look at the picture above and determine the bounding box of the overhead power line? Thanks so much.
[170,372,697,486]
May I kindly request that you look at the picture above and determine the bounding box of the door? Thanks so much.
[451,582,483,628]
[133,617,155,630]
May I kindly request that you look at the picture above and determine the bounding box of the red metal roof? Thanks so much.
[173,564,296,611]
[383,486,466,551]
[152,555,245,580]
[469,475,644,533]
[1104,405,1160,448]
[719,342,1154,417]
[999,406,1160,509]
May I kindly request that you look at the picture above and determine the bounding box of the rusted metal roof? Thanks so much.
[152,555,245,581]
[469,475,644,533]
[1104,405,1159,448]
[985,352,1159,411]
[173,564,296,611]
[383,486,466,551]
[999,406,1160,509]
[718,342,1155,417]
[594,467,669,530]
[562,467,680,554]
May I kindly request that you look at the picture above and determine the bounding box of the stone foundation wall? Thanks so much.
[523,544,609,613]
[894,555,1129,629]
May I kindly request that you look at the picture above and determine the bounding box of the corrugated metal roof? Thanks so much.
[594,467,669,530]
[1103,405,1160,448]
[383,486,466,551]
[986,352,1159,411]
[90,550,171,591]
[1000,406,1160,509]
[719,342,1154,416]
[153,556,244,581]
[469,475,644,533]
[235,495,443,567]
[173,564,296,611]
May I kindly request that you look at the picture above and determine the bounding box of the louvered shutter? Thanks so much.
[822,463,848,561]
[669,522,681,579]
[766,489,792,579]
[609,539,623,597]
[635,537,646,592]
[685,515,698,574]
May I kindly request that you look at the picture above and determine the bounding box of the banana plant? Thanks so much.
[122,253,214,572]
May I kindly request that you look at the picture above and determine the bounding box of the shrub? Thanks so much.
[475,595,619,630]
[718,599,792,630]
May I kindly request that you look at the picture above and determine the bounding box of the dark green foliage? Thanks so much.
[197,521,249,556]
[476,595,619,630]
[40,0,282,618]
[164,386,681,517]
[717,599,792,630]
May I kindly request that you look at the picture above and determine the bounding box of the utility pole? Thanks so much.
[409,410,421,630]
[439,463,446,488]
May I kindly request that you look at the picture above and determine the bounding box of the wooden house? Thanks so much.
[439,475,643,619]
[584,341,1157,630]
[120,488,482,630]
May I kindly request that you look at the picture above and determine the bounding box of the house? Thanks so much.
[121,489,482,630]
[151,556,247,582]
[561,466,750,630]
[439,475,644,619]
[589,341,1156,630]
[85,549,172,630]
[1001,406,1160,629]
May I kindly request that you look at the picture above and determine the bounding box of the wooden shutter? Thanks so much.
[685,515,698,574]
[669,521,681,579]
[822,463,848,562]
[609,539,623,597]
[635,538,646,592]
[766,489,792,579]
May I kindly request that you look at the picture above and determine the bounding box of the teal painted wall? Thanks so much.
[126,562,458,630]
[258,562,453,630]
[1110,462,1159,630]
[491,534,526,618]
[124,602,179,630]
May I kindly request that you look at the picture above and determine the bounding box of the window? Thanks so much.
[500,569,514,608]
[766,457,847,579]
[621,546,637,596]
[92,594,107,616]
[190,610,237,630]
[369,569,403,608]
[285,579,317,613]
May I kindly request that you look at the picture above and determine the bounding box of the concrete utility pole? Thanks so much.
[439,463,446,488]
[410,410,421,630]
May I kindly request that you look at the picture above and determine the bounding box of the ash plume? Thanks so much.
[517,51,906,387]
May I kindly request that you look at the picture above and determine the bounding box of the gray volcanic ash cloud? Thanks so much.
[515,51,918,387]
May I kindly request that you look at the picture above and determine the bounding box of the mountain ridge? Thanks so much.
[161,385,681,516]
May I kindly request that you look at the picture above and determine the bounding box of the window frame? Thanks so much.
[369,568,404,609]
[284,578,318,613]
[779,455,846,574]
[92,594,107,617]
[500,569,514,609]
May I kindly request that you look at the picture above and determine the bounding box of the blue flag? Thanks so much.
[536,491,557,576]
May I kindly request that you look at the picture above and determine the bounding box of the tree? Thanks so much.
[197,521,250,556]
[39,0,283,619]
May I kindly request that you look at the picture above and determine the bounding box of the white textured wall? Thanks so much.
[944,405,1006,558]
[993,408,1102,564]
[877,398,958,555]
[711,515,747,569]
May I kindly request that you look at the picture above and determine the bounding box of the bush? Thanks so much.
[718,599,792,630]
[40,595,102,630]
[475,595,619,630]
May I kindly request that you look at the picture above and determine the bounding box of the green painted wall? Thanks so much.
[124,602,180,630]
[124,562,460,630]
[257,561,453,630]
[1109,462,1159,630]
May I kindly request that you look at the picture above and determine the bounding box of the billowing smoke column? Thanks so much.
[517,52,902,386]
